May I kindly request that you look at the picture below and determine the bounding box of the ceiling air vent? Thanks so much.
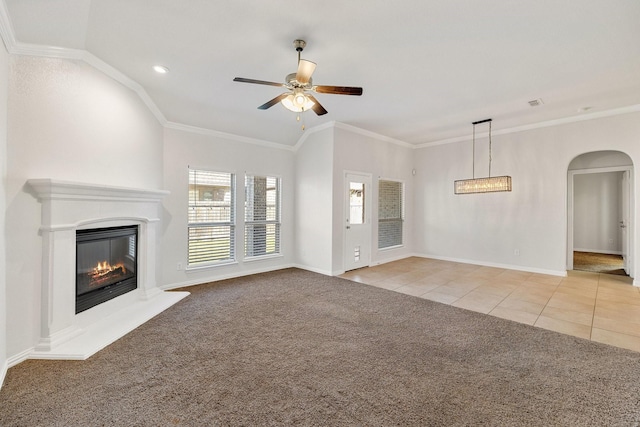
[528,98,544,107]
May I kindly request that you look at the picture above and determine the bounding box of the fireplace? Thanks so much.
[27,179,188,359]
[76,225,138,313]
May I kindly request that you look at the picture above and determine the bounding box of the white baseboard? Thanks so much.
[573,248,623,255]
[161,264,297,291]
[7,347,33,368]
[291,264,334,277]
[164,253,570,287]
[2,347,33,391]
[370,252,415,267]
[414,253,567,277]
[0,359,7,391]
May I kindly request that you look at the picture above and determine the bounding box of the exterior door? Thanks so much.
[344,173,372,271]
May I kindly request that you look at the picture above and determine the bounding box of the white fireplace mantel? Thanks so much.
[27,179,189,360]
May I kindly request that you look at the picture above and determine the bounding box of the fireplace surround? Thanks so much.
[27,179,189,359]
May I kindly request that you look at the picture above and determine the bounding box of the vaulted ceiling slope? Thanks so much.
[4,0,640,147]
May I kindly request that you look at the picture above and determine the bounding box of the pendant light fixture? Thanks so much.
[454,119,512,194]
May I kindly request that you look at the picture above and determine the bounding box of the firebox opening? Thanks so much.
[76,225,138,314]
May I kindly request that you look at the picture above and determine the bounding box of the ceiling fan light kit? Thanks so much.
[454,119,512,195]
[281,90,315,113]
[233,39,363,121]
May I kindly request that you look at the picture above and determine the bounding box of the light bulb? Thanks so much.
[281,92,315,113]
[294,93,307,107]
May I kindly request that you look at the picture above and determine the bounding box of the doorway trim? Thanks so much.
[567,165,634,278]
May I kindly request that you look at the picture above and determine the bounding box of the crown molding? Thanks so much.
[165,122,292,151]
[417,104,640,148]
[0,0,15,51]
[9,43,168,126]
[334,122,414,148]
[81,51,167,124]
[292,121,336,152]
[0,1,167,126]
[292,121,413,152]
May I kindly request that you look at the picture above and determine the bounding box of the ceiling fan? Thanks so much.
[233,39,363,116]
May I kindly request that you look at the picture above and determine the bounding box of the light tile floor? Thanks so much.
[339,257,640,352]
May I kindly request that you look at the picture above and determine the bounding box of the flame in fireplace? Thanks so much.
[91,261,126,278]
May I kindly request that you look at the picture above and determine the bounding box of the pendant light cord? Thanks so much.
[472,123,476,179]
[471,118,493,179]
[488,120,492,178]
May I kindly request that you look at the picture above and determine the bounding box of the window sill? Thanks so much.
[379,244,404,252]
[243,253,283,263]
[186,260,238,272]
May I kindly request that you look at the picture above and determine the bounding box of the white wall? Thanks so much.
[161,127,295,288]
[0,39,9,384]
[332,126,414,273]
[294,124,414,275]
[573,172,623,254]
[5,56,163,359]
[294,127,334,275]
[414,112,640,275]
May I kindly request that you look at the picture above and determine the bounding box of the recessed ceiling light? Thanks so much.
[153,65,169,74]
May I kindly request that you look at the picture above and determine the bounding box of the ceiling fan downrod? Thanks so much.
[293,39,306,64]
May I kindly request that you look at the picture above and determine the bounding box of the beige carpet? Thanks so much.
[2,268,640,426]
[574,251,627,275]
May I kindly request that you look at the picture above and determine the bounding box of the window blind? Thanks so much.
[378,180,404,249]
[188,169,235,266]
[245,175,281,257]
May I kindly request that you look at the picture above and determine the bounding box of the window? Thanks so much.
[378,180,404,249]
[188,169,235,266]
[349,182,365,225]
[245,175,281,257]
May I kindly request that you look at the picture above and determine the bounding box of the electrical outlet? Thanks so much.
[177,262,183,271]
[514,249,520,256]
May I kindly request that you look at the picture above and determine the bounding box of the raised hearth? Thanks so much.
[27,179,189,359]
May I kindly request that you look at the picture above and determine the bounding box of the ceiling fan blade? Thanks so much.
[257,93,289,110]
[315,85,363,96]
[233,77,285,87]
[306,94,328,116]
[296,59,316,84]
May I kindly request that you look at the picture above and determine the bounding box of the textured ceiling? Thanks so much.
[5,0,640,146]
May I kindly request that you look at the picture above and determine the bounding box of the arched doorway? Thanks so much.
[567,151,634,277]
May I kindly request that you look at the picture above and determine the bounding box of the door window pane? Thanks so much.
[349,182,365,225]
